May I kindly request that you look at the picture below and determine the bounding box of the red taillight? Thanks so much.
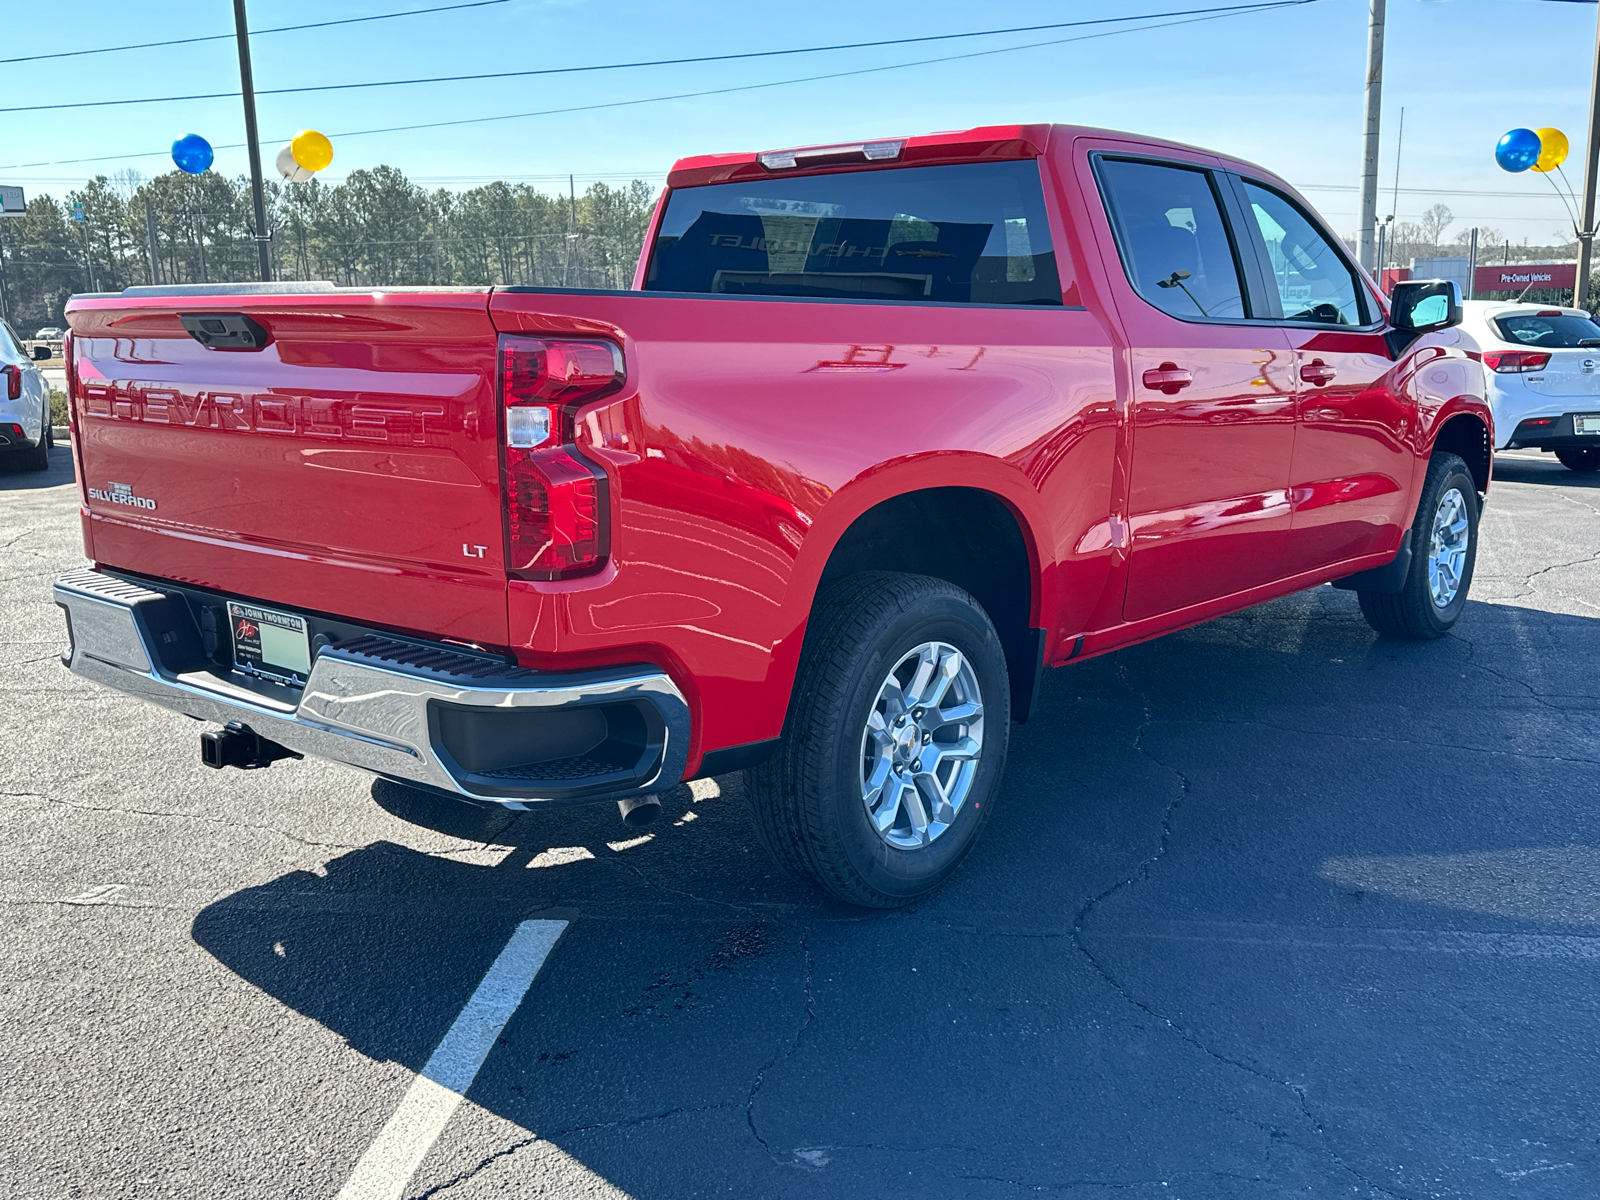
[1483,351,1551,374]
[498,334,624,579]
[2,364,18,400]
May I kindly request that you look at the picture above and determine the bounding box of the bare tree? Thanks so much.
[110,169,146,204]
[1453,225,1503,250]
[1419,203,1454,249]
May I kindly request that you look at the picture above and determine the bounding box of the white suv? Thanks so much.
[1458,300,1600,472]
[0,319,52,471]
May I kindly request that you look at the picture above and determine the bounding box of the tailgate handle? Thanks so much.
[179,313,271,350]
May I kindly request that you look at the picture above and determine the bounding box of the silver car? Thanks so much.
[0,320,54,472]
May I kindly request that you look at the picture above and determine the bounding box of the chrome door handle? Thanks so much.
[1142,363,1193,395]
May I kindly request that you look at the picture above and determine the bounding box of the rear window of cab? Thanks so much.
[644,160,1065,305]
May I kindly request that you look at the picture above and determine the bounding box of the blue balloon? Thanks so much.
[1496,127,1542,173]
[171,133,214,175]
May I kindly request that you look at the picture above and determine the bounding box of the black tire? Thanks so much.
[19,397,50,472]
[1357,452,1479,639]
[1555,447,1600,473]
[747,572,1009,908]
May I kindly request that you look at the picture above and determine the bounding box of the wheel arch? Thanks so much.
[795,464,1051,724]
[1429,407,1493,494]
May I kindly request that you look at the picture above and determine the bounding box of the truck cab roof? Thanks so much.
[665,123,1292,190]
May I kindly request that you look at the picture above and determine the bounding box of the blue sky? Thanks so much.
[2,0,1593,246]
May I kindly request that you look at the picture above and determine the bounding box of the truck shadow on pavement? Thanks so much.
[189,591,1600,1198]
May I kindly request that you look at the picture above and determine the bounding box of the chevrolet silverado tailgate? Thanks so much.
[67,288,508,647]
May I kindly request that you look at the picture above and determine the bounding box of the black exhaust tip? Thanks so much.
[200,722,302,770]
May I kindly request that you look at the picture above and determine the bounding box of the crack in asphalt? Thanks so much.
[955,1169,1263,1193]
[1493,545,1600,603]
[412,1105,739,1198]
[1173,717,1600,766]
[606,856,766,914]
[1070,660,1412,1200]
[1557,491,1600,519]
[1,787,365,852]
[1445,629,1571,712]
[745,921,816,1164]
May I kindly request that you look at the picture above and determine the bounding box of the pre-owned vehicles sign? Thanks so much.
[1474,263,1577,293]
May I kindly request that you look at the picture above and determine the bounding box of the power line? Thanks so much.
[0,0,1320,170]
[1298,183,1591,200]
[0,1,1318,114]
[0,0,510,67]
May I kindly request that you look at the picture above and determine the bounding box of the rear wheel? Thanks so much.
[1357,452,1479,639]
[21,397,50,472]
[747,572,1009,908]
[1555,447,1600,473]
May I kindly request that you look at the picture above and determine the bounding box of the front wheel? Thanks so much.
[1555,447,1600,473]
[747,572,1009,908]
[1357,451,1479,639]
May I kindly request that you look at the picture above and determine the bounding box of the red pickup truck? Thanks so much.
[55,124,1490,907]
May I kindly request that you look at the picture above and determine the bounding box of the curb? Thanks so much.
[52,425,69,441]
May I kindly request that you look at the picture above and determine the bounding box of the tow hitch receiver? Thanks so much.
[201,722,303,770]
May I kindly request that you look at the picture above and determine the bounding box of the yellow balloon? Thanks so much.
[290,129,333,173]
[1533,127,1569,173]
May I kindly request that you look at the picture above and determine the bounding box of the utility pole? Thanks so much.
[1575,7,1600,310]
[1466,226,1478,300]
[1357,0,1385,272]
[0,222,9,324]
[563,174,578,286]
[143,194,161,286]
[233,0,273,281]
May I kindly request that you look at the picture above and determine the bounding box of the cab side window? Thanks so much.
[1242,181,1367,326]
[1096,157,1247,321]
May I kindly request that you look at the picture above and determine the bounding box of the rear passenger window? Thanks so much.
[1241,181,1367,326]
[1096,158,1246,321]
[645,160,1065,305]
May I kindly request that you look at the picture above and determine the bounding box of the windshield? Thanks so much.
[645,160,1062,305]
[1492,312,1600,348]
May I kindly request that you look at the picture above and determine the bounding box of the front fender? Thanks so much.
[1403,344,1492,453]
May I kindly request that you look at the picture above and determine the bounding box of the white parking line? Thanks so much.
[336,919,568,1200]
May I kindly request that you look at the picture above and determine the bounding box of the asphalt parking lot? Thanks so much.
[3,445,1598,1200]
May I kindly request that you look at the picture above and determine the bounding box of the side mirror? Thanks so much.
[1390,278,1462,334]
[31,344,51,360]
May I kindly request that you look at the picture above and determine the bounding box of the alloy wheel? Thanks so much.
[859,640,984,850]
[1428,486,1470,609]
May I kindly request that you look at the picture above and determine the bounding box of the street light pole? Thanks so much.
[1575,7,1600,310]
[233,0,273,282]
[1357,0,1386,273]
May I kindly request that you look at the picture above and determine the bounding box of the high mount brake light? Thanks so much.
[757,139,906,171]
[498,335,624,579]
[1483,350,1551,374]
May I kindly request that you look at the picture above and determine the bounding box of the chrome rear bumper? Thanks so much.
[53,567,690,806]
